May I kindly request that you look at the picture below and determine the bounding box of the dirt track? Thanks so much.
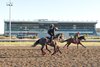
[0,46,100,67]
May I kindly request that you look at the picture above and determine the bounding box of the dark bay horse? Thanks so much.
[32,33,64,55]
[63,36,86,49]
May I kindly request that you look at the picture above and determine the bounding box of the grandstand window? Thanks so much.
[73,25,76,29]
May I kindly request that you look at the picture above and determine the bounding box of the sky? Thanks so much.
[0,0,100,34]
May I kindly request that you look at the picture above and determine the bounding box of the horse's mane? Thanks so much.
[78,35,84,38]
[56,33,61,37]
[78,36,84,40]
[53,33,62,39]
[55,33,62,37]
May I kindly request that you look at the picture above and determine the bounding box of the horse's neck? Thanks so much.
[78,37,82,40]
[54,35,59,39]
[53,36,60,41]
[54,34,62,40]
[53,37,58,40]
[69,37,73,40]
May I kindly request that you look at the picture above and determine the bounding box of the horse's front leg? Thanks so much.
[57,46,62,54]
[63,42,70,49]
[77,44,79,49]
[46,45,51,53]
[79,42,86,48]
[67,43,71,49]
[63,44,67,48]
[51,46,56,55]
[41,45,46,55]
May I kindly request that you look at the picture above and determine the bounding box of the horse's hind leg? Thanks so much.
[46,45,51,53]
[41,45,46,55]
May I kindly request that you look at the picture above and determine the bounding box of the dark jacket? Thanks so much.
[48,24,58,36]
[74,32,80,39]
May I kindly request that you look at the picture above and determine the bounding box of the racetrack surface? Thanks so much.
[0,46,100,67]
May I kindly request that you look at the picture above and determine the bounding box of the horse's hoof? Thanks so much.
[49,52,51,53]
[51,54,53,55]
[59,53,62,54]
[48,51,51,53]
[42,53,46,55]
[42,54,45,56]
[84,47,86,48]
[51,53,55,55]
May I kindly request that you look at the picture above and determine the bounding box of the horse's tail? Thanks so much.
[32,39,40,47]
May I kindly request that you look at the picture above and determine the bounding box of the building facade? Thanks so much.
[4,20,97,38]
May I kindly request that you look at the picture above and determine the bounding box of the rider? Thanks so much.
[74,32,80,42]
[47,24,58,42]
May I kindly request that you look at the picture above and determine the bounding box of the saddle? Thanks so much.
[73,38,79,44]
[46,36,51,41]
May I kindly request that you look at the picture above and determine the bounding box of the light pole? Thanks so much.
[6,0,13,41]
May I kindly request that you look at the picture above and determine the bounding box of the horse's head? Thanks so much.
[78,36,86,41]
[54,33,64,42]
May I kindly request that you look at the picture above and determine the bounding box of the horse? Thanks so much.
[31,33,64,55]
[63,36,86,49]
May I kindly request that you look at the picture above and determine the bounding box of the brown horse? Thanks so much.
[32,33,64,55]
[63,36,86,49]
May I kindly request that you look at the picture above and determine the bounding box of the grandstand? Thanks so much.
[4,19,97,38]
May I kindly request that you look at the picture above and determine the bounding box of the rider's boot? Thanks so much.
[49,36,53,43]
